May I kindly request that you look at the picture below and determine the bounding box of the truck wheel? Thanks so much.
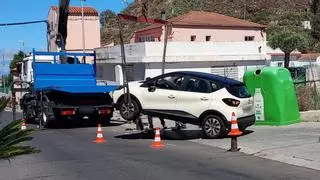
[118,97,141,121]
[201,114,225,139]
[41,111,51,128]
[41,106,55,128]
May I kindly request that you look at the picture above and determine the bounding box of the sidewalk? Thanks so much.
[191,122,320,171]
[116,113,320,171]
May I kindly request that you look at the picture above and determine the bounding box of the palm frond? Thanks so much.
[0,120,25,139]
[0,146,39,159]
[0,120,39,159]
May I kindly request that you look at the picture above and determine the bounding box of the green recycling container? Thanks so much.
[243,67,300,126]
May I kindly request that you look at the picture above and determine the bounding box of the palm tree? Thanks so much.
[0,97,39,159]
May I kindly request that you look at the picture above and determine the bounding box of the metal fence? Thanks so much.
[0,87,9,94]
[293,63,320,111]
[294,80,320,111]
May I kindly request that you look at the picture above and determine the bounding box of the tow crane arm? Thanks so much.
[56,0,71,52]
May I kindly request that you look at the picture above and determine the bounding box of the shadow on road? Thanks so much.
[115,129,202,140]
[26,118,128,129]
[115,129,255,141]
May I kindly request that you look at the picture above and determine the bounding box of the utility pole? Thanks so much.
[1,52,5,92]
[18,41,25,54]
[80,0,86,63]
[161,11,168,75]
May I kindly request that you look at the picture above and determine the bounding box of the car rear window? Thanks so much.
[226,84,251,98]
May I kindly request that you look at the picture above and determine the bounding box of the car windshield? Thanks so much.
[226,84,251,98]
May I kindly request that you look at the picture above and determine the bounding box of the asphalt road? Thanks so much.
[0,111,319,180]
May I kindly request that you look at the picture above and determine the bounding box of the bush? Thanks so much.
[296,84,320,111]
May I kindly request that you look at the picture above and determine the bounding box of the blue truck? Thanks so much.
[19,50,119,127]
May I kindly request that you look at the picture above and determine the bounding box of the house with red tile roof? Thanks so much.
[131,11,267,43]
[96,11,270,83]
[47,6,100,52]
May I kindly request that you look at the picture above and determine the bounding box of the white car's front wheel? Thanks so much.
[201,114,226,139]
[118,97,141,121]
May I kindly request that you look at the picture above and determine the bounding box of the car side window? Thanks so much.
[185,78,210,93]
[154,75,185,90]
[211,82,220,92]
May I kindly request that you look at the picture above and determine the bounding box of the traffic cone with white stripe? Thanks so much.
[21,119,27,130]
[228,112,243,136]
[94,124,106,144]
[150,128,164,149]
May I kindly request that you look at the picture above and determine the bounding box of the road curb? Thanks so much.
[300,110,320,122]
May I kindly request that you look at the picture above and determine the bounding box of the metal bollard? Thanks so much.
[229,136,240,152]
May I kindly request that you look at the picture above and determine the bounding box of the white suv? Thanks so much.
[113,71,255,139]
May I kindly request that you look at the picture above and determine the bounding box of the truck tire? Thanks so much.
[118,97,141,121]
[40,100,55,128]
[201,114,226,139]
[41,111,51,128]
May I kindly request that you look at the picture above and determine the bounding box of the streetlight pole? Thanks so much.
[80,0,86,62]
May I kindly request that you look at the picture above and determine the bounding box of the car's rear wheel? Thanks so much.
[118,97,141,121]
[201,114,226,139]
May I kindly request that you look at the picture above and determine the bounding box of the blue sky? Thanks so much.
[0,0,132,75]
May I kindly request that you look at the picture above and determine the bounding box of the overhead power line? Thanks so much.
[0,20,47,27]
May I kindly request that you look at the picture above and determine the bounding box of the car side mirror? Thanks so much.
[148,85,156,92]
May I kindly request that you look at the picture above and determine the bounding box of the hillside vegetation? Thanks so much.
[100,0,319,52]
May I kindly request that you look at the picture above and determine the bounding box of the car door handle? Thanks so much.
[200,97,209,101]
[168,95,175,99]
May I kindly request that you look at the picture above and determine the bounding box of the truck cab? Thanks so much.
[20,55,54,87]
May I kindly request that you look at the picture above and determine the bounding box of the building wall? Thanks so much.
[96,60,265,84]
[96,41,268,63]
[47,12,100,53]
[133,27,163,43]
[133,26,266,43]
[66,16,101,51]
[171,27,266,42]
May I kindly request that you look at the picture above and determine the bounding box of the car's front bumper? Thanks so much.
[237,114,256,130]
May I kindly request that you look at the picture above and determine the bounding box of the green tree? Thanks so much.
[6,51,26,86]
[268,30,308,68]
[10,51,25,70]
[100,10,119,45]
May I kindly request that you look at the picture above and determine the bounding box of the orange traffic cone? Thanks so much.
[150,128,164,149]
[94,124,106,144]
[21,120,27,130]
[228,112,243,136]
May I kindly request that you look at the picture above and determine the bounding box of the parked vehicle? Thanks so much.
[19,50,119,127]
[113,71,255,139]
